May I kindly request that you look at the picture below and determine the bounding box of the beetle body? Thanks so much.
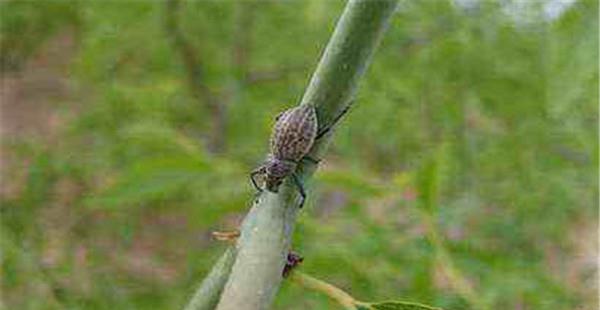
[257,105,317,191]
[270,104,318,162]
[250,105,317,207]
[250,103,349,208]
[264,105,317,191]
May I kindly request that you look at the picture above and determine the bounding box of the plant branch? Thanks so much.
[183,247,237,310]
[164,0,217,111]
[186,1,398,309]
[231,1,255,82]
[164,0,226,153]
[289,271,357,310]
[419,210,488,310]
[289,271,444,310]
[181,233,238,310]
[245,65,308,85]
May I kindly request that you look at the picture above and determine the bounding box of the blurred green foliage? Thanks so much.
[1,0,597,309]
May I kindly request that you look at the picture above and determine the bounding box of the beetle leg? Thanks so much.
[301,156,320,165]
[250,166,266,192]
[291,173,307,208]
[315,103,352,141]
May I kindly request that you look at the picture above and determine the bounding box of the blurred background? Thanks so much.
[0,0,597,309]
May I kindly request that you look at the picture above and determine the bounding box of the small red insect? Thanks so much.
[251,104,350,208]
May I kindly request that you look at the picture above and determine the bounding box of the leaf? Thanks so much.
[359,300,442,310]
[85,154,210,208]
[318,169,384,197]
[415,142,451,212]
[120,121,203,156]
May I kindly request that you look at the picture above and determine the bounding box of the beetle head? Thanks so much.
[265,157,296,192]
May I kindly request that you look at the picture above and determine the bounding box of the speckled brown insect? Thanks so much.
[251,104,350,208]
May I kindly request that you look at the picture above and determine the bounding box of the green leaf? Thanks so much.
[318,169,384,197]
[415,143,450,212]
[85,154,210,208]
[360,300,442,310]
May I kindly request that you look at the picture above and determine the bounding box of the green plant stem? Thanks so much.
[186,1,398,309]
[183,247,237,310]
[289,271,357,310]
[419,210,488,310]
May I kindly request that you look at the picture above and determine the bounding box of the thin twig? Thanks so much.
[245,65,308,85]
[231,1,255,82]
[419,210,488,310]
[164,0,226,153]
[289,271,357,310]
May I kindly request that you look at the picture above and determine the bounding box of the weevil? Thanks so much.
[250,104,349,208]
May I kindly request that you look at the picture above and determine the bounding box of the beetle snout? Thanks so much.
[265,177,283,193]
